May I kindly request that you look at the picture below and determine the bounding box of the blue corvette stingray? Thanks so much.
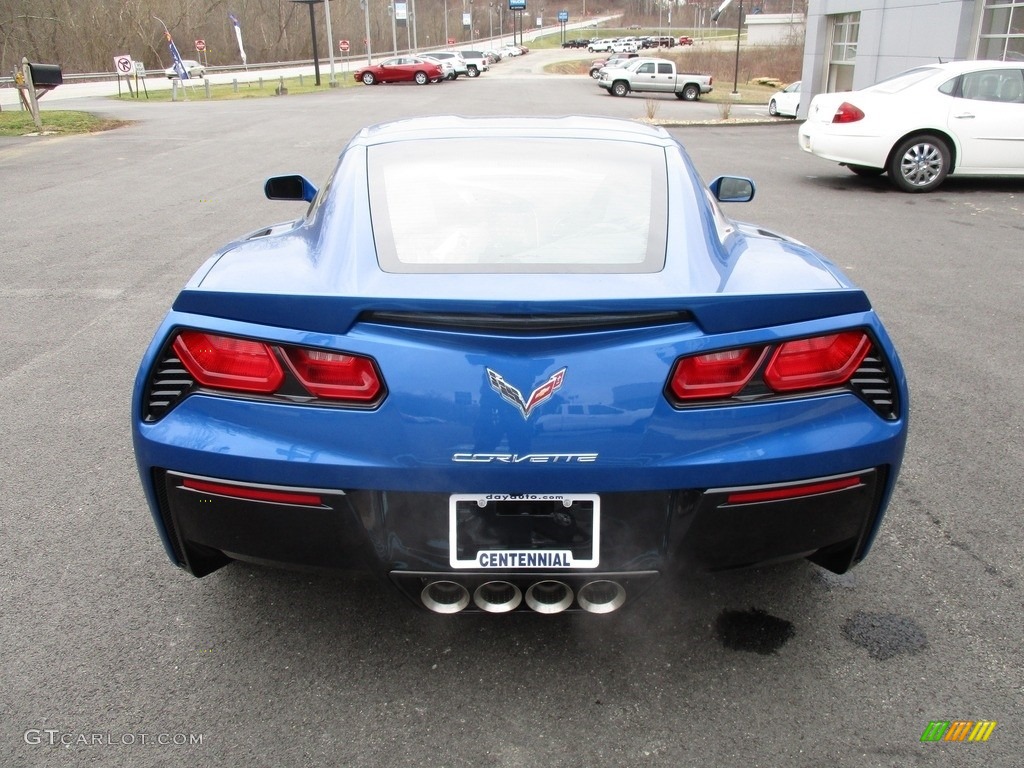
[132,116,908,614]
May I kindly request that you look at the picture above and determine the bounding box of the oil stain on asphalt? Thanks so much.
[715,608,795,655]
[842,611,928,660]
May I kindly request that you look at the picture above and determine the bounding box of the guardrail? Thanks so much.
[0,59,324,88]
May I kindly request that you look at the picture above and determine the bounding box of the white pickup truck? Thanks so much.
[597,57,713,101]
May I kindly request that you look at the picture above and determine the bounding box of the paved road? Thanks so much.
[2,56,1022,767]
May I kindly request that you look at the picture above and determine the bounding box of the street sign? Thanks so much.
[195,39,206,51]
[558,10,568,22]
[447,37,455,46]
[114,55,134,76]
[339,39,350,52]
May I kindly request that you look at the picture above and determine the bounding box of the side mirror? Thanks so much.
[264,175,318,203]
[709,175,756,203]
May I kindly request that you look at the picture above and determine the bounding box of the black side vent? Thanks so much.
[144,347,195,422]
[360,310,692,334]
[850,351,899,420]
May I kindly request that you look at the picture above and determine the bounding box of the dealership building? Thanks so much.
[798,0,1022,113]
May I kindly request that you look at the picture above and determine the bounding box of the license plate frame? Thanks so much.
[448,493,600,569]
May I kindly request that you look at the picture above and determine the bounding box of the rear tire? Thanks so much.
[467,66,479,78]
[887,134,951,193]
[681,83,700,101]
[414,71,429,85]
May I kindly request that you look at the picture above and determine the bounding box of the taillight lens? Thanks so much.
[173,331,284,393]
[832,102,865,124]
[764,332,870,392]
[669,346,768,400]
[170,330,383,404]
[283,348,382,401]
[668,331,873,404]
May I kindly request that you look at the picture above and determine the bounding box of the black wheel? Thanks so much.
[467,66,479,78]
[590,68,601,79]
[681,83,700,101]
[361,72,376,85]
[768,99,779,116]
[414,71,429,85]
[611,81,629,97]
[847,164,885,177]
[887,134,951,193]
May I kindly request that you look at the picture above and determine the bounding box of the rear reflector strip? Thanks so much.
[181,477,324,507]
[725,475,862,505]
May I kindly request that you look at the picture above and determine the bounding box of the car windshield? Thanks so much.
[368,137,668,274]
[864,66,941,93]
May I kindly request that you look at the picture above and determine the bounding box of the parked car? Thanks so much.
[561,38,590,48]
[132,115,908,615]
[164,59,204,79]
[418,54,457,80]
[420,51,470,77]
[610,40,639,53]
[457,50,490,77]
[642,36,675,49]
[353,56,444,85]
[769,80,801,118]
[588,39,614,52]
[678,36,694,45]
[799,60,1024,192]
[589,52,639,79]
[598,57,714,100]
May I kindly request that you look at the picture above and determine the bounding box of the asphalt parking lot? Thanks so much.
[2,56,1022,767]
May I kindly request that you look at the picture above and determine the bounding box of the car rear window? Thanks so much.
[368,137,668,273]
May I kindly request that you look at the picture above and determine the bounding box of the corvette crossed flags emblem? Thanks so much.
[486,367,567,420]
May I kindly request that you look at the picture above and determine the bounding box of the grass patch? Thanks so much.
[0,110,130,137]
[114,74,355,102]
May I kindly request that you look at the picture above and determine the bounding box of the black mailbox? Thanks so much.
[27,62,63,88]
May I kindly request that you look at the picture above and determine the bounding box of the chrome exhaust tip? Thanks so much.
[421,580,471,614]
[577,580,626,614]
[525,580,574,614]
[473,581,522,613]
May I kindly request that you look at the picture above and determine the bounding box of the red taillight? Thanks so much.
[669,346,768,400]
[832,102,865,124]
[763,332,870,392]
[173,331,284,393]
[283,348,382,401]
[726,475,862,505]
[181,477,323,506]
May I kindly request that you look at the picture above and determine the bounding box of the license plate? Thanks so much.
[449,494,600,569]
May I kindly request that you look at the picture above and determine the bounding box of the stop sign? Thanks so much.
[339,39,350,52]
[195,39,206,52]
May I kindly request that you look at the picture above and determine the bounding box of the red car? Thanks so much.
[678,36,694,46]
[354,56,444,85]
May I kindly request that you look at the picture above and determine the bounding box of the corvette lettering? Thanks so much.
[487,367,566,419]
[452,453,598,463]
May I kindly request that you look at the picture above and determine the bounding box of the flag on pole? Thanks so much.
[229,13,248,66]
[165,31,189,79]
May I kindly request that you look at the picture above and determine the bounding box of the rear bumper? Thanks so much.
[149,466,889,610]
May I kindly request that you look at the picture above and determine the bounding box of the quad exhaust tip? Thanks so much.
[420,578,626,614]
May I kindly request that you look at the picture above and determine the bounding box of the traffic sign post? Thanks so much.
[114,54,135,98]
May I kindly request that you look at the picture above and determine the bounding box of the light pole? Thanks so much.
[288,0,324,86]
[444,0,449,45]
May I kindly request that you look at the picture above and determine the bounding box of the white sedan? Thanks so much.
[164,59,205,79]
[799,60,1024,192]
[768,81,801,118]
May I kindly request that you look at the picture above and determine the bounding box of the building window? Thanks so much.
[978,2,1024,61]
[827,13,860,91]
